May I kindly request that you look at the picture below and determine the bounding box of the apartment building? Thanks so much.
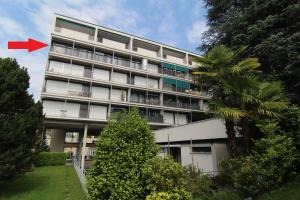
[42,14,212,169]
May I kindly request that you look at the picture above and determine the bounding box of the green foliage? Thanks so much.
[201,0,300,104]
[34,152,67,167]
[220,134,297,197]
[206,189,242,200]
[0,58,44,180]
[142,156,192,200]
[185,165,214,198]
[87,108,159,200]
[146,192,181,200]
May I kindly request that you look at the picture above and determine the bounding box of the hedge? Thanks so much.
[34,152,67,167]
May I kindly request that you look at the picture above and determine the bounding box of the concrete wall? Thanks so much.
[154,119,227,143]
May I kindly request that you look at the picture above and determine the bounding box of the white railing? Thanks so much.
[73,158,88,194]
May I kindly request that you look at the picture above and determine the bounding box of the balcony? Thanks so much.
[94,52,113,64]
[163,101,177,108]
[131,61,142,70]
[178,102,190,109]
[114,56,130,68]
[43,100,107,120]
[73,48,93,60]
[51,44,73,55]
[146,115,164,123]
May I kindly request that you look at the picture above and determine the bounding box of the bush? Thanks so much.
[87,108,158,200]
[34,152,67,167]
[142,156,192,200]
[208,189,242,200]
[146,191,183,200]
[220,134,297,197]
[185,165,214,198]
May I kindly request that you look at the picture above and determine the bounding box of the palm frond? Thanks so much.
[192,71,218,76]
[231,58,261,74]
[215,107,246,120]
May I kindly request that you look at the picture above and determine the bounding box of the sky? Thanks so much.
[0,0,208,101]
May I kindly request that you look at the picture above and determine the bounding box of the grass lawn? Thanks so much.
[0,165,87,200]
[258,177,300,200]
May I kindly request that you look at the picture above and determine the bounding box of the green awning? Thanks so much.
[163,78,176,85]
[176,65,189,72]
[177,80,190,89]
[162,63,176,70]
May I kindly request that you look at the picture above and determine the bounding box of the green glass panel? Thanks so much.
[176,65,189,72]
[162,63,176,70]
[163,78,177,85]
[177,80,190,89]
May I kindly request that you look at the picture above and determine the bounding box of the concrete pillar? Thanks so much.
[184,53,188,64]
[50,129,65,152]
[80,124,88,172]
[200,99,203,111]
[142,58,148,70]
[160,93,163,106]
[159,77,163,90]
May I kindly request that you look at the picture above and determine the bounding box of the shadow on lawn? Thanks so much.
[0,172,48,199]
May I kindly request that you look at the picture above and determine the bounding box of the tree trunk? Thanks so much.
[225,119,237,157]
[241,118,251,154]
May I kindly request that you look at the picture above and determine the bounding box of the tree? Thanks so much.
[0,58,44,180]
[201,0,300,104]
[87,108,159,200]
[193,45,261,157]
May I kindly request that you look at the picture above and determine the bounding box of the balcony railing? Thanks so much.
[178,102,190,109]
[68,90,91,98]
[50,45,175,76]
[163,101,177,108]
[94,52,113,64]
[191,104,200,110]
[52,44,73,55]
[147,115,164,123]
[147,98,160,106]
[73,48,93,60]
[114,57,130,67]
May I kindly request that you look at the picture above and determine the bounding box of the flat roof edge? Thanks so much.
[53,13,201,57]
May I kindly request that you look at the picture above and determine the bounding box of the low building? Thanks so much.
[155,119,228,174]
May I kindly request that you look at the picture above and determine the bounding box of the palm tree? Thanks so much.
[193,45,261,157]
[194,45,288,156]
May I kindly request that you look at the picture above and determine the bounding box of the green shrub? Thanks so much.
[185,165,214,198]
[142,156,192,200]
[146,192,179,200]
[87,108,158,200]
[220,134,297,197]
[208,189,242,200]
[34,152,67,167]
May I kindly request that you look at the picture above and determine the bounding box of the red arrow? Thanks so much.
[8,38,48,52]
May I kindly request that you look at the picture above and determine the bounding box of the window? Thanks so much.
[65,132,79,143]
[191,146,211,153]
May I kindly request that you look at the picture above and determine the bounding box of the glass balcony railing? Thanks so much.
[94,52,113,64]
[178,102,190,109]
[114,57,130,67]
[73,48,93,60]
[191,104,200,110]
[146,115,164,123]
[163,101,177,108]
[51,44,73,55]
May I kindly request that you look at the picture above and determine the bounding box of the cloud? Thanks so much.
[28,0,143,41]
[0,15,26,39]
[187,20,208,45]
